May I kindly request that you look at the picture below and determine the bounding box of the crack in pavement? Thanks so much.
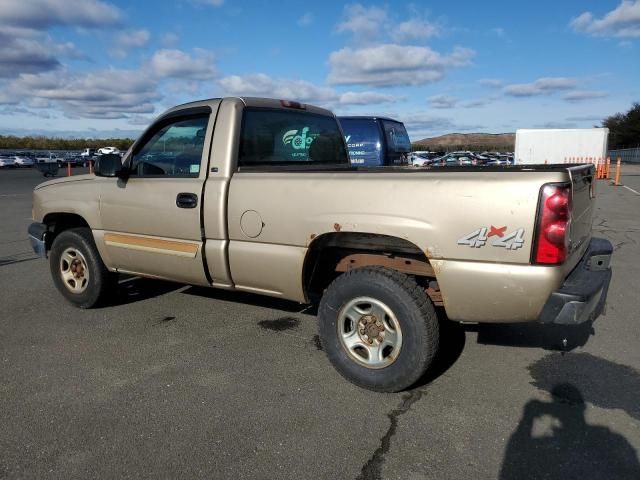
[356,390,424,480]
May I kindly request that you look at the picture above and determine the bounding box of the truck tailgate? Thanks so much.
[567,164,595,270]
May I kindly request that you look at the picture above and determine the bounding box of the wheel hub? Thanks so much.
[337,297,403,369]
[59,247,90,294]
[358,315,385,344]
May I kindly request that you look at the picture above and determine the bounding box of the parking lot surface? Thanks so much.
[1,166,639,479]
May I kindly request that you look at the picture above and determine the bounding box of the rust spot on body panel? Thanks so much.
[335,253,435,277]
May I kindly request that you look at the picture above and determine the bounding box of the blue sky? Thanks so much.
[0,0,638,139]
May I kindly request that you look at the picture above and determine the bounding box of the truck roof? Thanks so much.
[338,115,404,124]
[164,97,335,118]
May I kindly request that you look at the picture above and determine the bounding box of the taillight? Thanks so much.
[534,183,571,264]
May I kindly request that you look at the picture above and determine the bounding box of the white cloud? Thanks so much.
[219,73,337,104]
[429,95,457,109]
[148,49,216,80]
[298,13,313,27]
[7,69,160,119]
[570,1,640,38]
[110,29,150,58]
[337,4,387,41]
[328,44,474,87]
[479,78,503,88]
[462,96,497,108]
[161,33,180,48]
[398,112,485,138]
[0,27,85,78]
[0,0,122,29]
[503,77,577,97]
[338,91,398,105]
[391,19,440,42]
[0,30,60,78]
[218,73,398,107]
[562,90,609,102]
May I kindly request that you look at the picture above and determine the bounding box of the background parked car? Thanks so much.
[434,152,476,166]
[0,157,16,168]
[11,155,35,167]
[97,146,120,155]
[410,151,440,167]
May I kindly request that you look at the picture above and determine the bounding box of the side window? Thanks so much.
[130,115,209,177]
[381,120,411,154]
[238,108,348,167]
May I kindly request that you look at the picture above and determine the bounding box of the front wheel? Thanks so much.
[49,227,117,308]
[318,266,439,392]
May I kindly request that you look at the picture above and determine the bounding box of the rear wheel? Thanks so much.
[49,227,117,308]
[318,266,439,392]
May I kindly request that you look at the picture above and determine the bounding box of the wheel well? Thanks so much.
[43,213,90,249]
[303,232,440,304]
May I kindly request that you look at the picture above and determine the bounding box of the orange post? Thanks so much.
[606,157,610,179]
[89,160,93,174]
[67,161,71,177]
[614,158,621,186]
[598,159,603,179]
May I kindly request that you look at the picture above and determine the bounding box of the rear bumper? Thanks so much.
[28,222,47,258]
[538,237,613,325]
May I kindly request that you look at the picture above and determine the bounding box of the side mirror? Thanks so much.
[94,154,127,178]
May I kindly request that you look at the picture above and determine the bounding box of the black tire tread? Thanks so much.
[319,266,439,392]
[49,227,116,309]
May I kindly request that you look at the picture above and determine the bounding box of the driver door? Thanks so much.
[97,108,215,285]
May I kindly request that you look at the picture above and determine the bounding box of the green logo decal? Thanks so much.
[282,127,317,150]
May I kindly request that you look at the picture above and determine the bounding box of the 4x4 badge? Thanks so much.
[458,226,525,250]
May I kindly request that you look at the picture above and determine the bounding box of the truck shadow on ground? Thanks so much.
[109,277,185,306]
[182,285,315,314]
[469,321,595,351]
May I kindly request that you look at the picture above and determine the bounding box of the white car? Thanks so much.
[97,146,120,155]
[0,156,16,168]
[12,155,35,167]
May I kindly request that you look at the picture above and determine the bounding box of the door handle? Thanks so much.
[176,192,198,209]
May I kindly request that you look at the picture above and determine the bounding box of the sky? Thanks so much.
[0,0,638,140]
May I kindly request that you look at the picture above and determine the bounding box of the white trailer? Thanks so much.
[514,128,609,165]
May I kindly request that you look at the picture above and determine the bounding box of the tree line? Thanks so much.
[0,135,134,152]
[603,102,640,149]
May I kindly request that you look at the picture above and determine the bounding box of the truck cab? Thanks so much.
[338,116,411,166]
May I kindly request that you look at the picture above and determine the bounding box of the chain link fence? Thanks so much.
[608,147,640,164]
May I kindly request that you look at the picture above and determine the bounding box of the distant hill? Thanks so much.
[413,133,515,151]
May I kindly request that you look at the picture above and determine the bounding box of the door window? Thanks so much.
[130,115,209,177]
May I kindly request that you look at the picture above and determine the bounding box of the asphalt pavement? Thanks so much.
[1,165,639,479]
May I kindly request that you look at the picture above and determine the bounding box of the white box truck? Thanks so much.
[514,128,609,164]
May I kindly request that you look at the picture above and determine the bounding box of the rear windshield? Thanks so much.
[238,108,348,167]
[338,118,383,166]
[381,120,411,153]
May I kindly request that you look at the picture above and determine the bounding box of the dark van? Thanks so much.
[338,116,411,166]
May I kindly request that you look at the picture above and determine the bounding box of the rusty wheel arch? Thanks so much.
[302,232,442,306]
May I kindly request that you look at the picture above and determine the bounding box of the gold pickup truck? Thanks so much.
[28,97,613,392]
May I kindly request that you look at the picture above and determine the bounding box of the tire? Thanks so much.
[318,266,439,392]
[49,227,117,308]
